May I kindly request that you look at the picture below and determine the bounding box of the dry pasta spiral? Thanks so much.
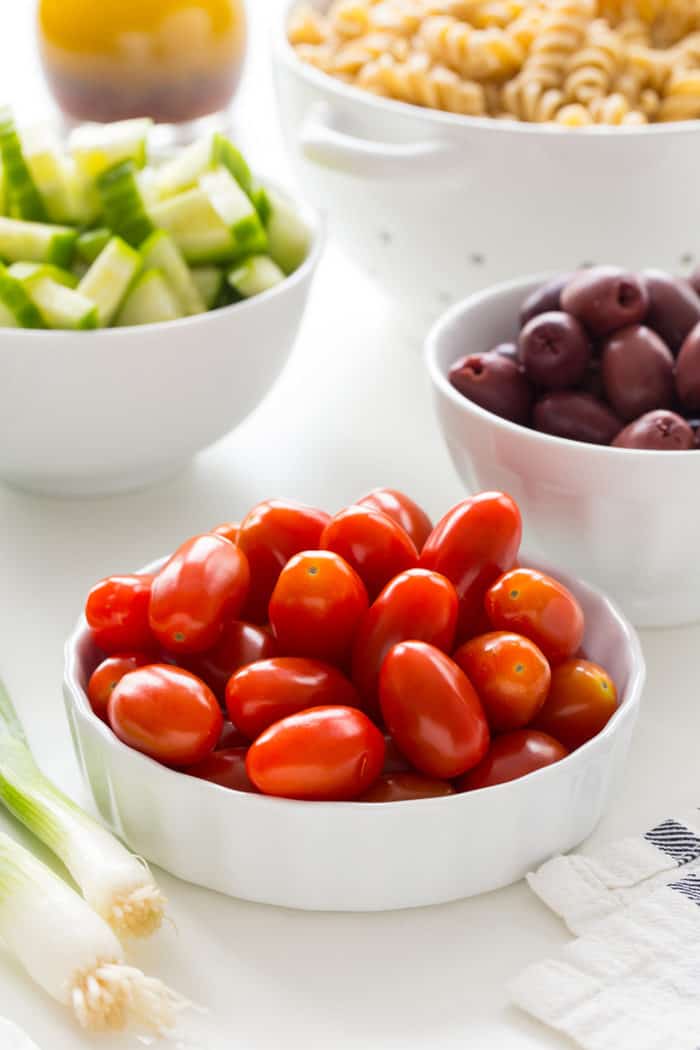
[289,0,700,125]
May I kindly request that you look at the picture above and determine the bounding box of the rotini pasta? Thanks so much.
[289,0,700,125]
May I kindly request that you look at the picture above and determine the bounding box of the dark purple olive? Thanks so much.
[518,311,591,390]
[491,342,519,363]
[578,357,604,398]
[601,324,674,421]
[676,321,700,412]
[449,351,533,425]
[612,410,695,450]
[642,269,700,353]
[685,417,700,448]
[519,274,572,326]
[533,392,622,445]
[561,266,649,336]
[690,268,700,296]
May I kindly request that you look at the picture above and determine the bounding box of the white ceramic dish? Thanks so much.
[64,553,643,912]
[273,0,700,327]
[0,184,322,498]
[426,273,700,628]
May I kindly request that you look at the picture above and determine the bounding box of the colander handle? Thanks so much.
[300,102,460,179]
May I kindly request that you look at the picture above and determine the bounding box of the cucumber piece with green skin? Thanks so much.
[8,262,79,288]
[0,108,48,222]
[21,125,72,224]
[21,274,98,329]
[227,255,285,298]
[140,230,206,315]
[75,227,112,265]
[149,188,237,264]
[0,300,18,328]
[62,158,101,226]
[78,236,142,325]
[251,184,272,226]
[0,264,43,327]
[154,132,254,200]
[115,268,183,326]
[0,217,76,267]
[199,168,267,255]
[265,189,311,275]
[191,266,224,309]
[69,118,152,179]
[97,160,155,248]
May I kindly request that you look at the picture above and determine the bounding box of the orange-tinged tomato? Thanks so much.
[453,631,551,732]
[419,492,522,639]
[532,658,618,749]
[357,488,433,551]
[185,746,258,793]
[108,664,223,767]
[246,706,385,801]
[149,534,250,655]
[268,550,368,665]
[87,652,150,721]
[485,568,584,664]
[455,730,568,791]
[237,500,331,623]
[321,505,418,601]
[211,521,240,545]
[351,569,458,719]
[182,619,278,700]
[225,657,362,740]
[359,772,455,802]
[379,641,490,779]
[85,574,154,653]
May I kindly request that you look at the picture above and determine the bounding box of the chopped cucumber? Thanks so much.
[0,264,44,327]
[97,161,155,247]
[75,227,112,265]
[69,118,152,179]
[149,188,235,264]
[265,189,311,275]
[191,266,225,309]
[0,108,48,222]
[140,230,206,315]
[227,255,286,298]
[0,217,76,267]
[116,268,183,326]
[251,184,272,225]
[21,273,98,329]
[62,158,101,226]
[0,300,18,328]
[199,167,267,254]
[21,124,72,223]
[154,132,254,200]
[78,236,142,325]
[8,262,78,288]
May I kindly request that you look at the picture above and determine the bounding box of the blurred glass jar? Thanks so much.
[37,0,247,126]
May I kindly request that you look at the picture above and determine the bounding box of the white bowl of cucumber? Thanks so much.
[0,114,322,496]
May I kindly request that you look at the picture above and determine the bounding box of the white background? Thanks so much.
[0,3,698,1048]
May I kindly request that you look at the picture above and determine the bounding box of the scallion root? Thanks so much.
[105,885,167,939]
[70,961,189,1033]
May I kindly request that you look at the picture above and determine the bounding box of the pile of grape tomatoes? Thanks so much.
[84,489,619,803]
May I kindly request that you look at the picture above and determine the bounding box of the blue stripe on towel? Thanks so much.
[644,819,700,866]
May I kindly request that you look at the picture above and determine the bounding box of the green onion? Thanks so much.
[0,829,186,1031]
[0,680,165,938]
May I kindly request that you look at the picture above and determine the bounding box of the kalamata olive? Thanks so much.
[518,311,591,390]
[675,321,700,412]
[449,351,532,425]
[534,392,622,445]
[690,268,700,296]
[561,266,649,336]
[642,269,700,353]
[612,410,695,450]
[519,274,572,326]
[578,357,604,399]
[601,324,674,421]
[492,342,519,363]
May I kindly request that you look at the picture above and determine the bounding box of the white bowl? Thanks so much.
[0,185,322,497]
[426,273,700,629]
[63,554,643,911]
[273,0,700,327]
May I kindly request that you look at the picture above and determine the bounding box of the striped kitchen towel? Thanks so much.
[510,811,700,1050]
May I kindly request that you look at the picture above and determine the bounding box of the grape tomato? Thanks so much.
[357,488,433,550]
[485,568,584,664]
[321,505,418,600]
[456,730,568,791]
[85,574,153,653]
[453,631,550,733]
